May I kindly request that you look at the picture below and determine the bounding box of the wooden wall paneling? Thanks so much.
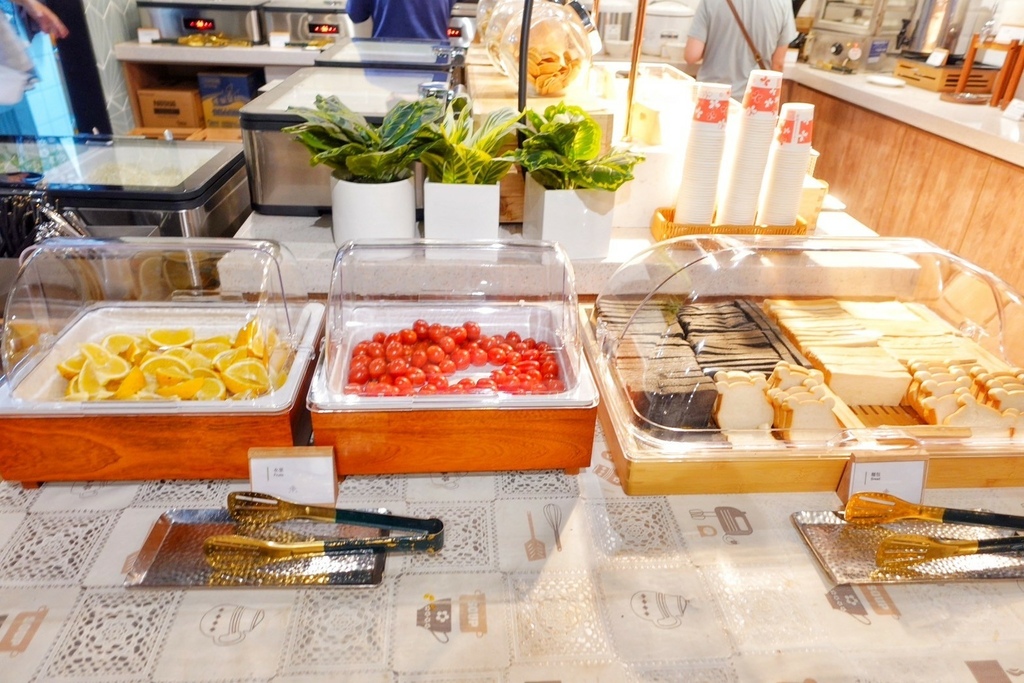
[786,84,905,229]
[953,158,1024,292]
[875,127,988,254]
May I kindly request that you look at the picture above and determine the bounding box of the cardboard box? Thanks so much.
[137,86,204,129]
[197,70,265,128]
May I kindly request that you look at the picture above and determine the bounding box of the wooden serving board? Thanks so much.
[312,405,597,476]
[0,402,311,487]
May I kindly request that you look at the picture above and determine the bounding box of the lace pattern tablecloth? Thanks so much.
[3,422,1024,682]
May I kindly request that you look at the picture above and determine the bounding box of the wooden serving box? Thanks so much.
[581,236,1024,495]
[651,207,808,241]
[0,304,324,487]
[313,404,597,476]
[893,58,997,93]
[0,239,326,487]
[309,240,601,477]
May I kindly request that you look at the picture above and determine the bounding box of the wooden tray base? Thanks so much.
[313,406,597,476]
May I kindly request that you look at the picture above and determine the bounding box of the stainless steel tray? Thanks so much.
[792,510,1024,584]
[126,508,386,587]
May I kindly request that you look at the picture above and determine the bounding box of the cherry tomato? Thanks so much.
[366,342,385,359]
[410,349,428,368]
[439,335,457,355]
[522,337,537,349]
[522,348,540,362]
[418,383,439,394]
[506,351,522,366]
[372,331,386,344]
[438,358,456,375]
[406,367,426,386]
[426,344,446,364]
[541,360,559,378]
[536,341,550,354]
[387,358,408,377]
[505,331,521,345]
[384,332,401,347]
[385,342,405,361]
[393,375,412,389]
[348,365,369,384]
[413,319,430,339]
[368,358,386,378]
[487,347,507,365]
[545,379,566,392]
[451,348,471,370]
[399,328,418,345]
[476,377,497,391]
[352,341,370,357]
[449,326,467,346]
[464,321,481,341]
[423,363,441,377]
[427,323,445,342]
[479,336,496,351]
[470,348,489,367]
[427,375,449,390]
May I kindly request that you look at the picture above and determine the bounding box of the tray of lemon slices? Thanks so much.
[0,237,325,485]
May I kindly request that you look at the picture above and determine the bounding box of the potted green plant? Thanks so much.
[515,101,644,259]
[418,94,522,240]
[284,94,443,244]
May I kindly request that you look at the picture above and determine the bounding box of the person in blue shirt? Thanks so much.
[347,0,456,40]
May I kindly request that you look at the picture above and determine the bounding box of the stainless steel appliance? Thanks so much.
[137,0,268,44]
[810,0,918,70]
[0,136,250,238]
[239,67,450,215]
[261,0,352,44]
[315,37,464,72]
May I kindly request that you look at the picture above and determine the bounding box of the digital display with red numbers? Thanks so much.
[446,26,462,39]
[309,23,339,34]
[183,17,216,31]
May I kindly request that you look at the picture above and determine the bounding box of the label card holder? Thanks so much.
[248,446,338,506]
[268,32,290,49]
[837,451,929,505]
[926,48,949,67]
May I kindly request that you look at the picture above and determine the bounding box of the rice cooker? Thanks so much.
[643,0,695,56]
[137,0,267,43]
[261,0,351,44]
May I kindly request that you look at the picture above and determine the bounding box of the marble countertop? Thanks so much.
[784,63,1024,168]
[236,204,873,297]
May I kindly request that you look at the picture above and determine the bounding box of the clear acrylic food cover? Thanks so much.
[1,237,324,415]
[308,240,598,411]
[586,235,1024,459]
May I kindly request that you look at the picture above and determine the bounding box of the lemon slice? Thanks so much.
[154,365,193,387]
[140,353,192,377]
[113,366,147,400]
[234,318,266,359]
[146,327,195,349]
[80,342,114,365]
[222,358,271,396]
[102,333,142,357]
[192,340,232,360]
[78,360,107,396]
[65,374,81,397]
[196,334,233,346]
[57,353,86,380]
[192,367,218,379]
[156,376,205,399]
[213,348,248,373]
[194,376,227,401]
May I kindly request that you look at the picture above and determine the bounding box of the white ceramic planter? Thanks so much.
[423,179,502,240]
[330,176,418,244]
[522,175,615,260]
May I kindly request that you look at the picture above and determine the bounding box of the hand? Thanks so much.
[16,0,69,39]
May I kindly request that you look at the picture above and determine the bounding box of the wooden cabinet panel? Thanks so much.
[955,158,1024,292]
[785,83,905,229]
[875,126,988,254]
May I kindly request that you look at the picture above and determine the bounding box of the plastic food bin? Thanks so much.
[582,234,1024,494]
[0,237,324,484]
[308,240,599,476]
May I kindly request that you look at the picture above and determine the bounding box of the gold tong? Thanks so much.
[203,492,444,569]
[844,492,1024,569]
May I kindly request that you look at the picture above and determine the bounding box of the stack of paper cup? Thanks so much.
[756,102,814,227]
[714,70,783,226]
[672,82,731,225]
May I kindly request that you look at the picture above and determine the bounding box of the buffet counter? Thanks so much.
[783,63,1024,293]
[783,63,1024,168]
[234,204,871,296]
[3,431,1024,681]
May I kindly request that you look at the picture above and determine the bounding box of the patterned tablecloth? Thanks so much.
[3,421,1024,682]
